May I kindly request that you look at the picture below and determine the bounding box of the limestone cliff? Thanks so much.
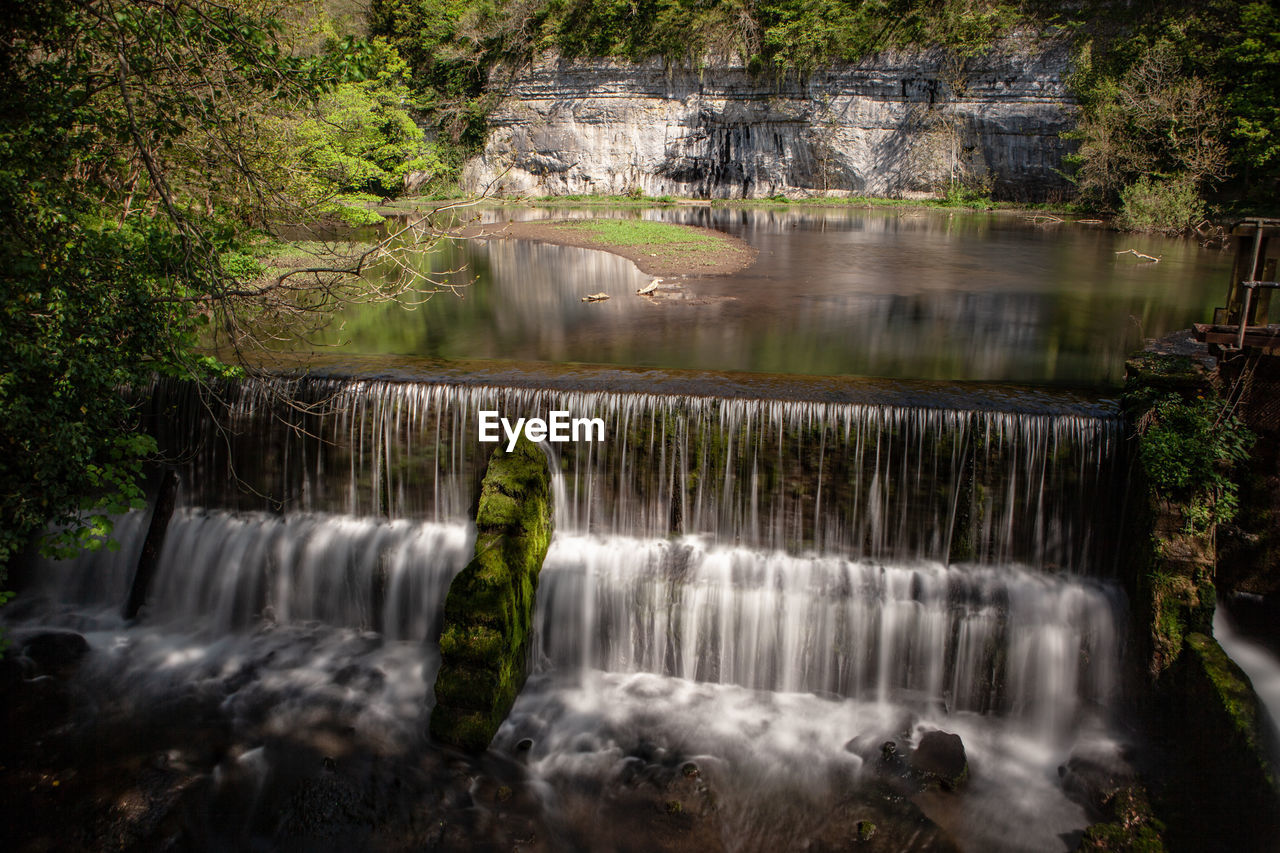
[464,36,1075,201]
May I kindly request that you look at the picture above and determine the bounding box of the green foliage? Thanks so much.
[940,183,994,209]
[1064,38,1228,228]
[1065,2,1280,216]
[219,251,268,282]
[506,0,1027,70]
[0,207,183,571]
[368,0,494,163]
[0,1,397,582]
[292,39,443,210]
[1137,394,1253,533]
[1117,174,1206,235]
[1216,3,1280,184]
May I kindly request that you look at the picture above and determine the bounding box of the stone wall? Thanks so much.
[1120,335,1280,850]
[1122,341,1220,680]
[464,36,1076,201]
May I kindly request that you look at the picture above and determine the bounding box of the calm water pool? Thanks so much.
[295,205,1230,386]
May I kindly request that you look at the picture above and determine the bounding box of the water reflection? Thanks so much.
[305,207,1228,385]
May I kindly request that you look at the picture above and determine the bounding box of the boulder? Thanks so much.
[1059,744,1136,815]
[910,730,968,791]
[19,630,89,677]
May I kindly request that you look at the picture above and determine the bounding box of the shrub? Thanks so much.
[1117,174,1206,235]
[1138,394,1253,532]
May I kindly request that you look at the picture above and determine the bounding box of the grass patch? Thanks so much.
[243,240,367,281]
[552,219,726,255]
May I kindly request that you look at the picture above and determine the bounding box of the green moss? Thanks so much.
[438,624,506,666]
[1079,786,1167,852]
[430,436,552,751]
[1185,633,1277,789]
[434,663,510,709]
[1080,821,1167,852]
[1162,633,1280,845]
[430,708,508,753]
[1143,569,1216,675]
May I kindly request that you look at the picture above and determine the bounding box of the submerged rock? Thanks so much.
[18,629,89,677]
[910,730,968,791]
[1059,743,1136,815]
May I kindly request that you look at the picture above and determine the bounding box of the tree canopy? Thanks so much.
[0,0,442,578]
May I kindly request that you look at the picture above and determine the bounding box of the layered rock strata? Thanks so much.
[464,38,1075,200]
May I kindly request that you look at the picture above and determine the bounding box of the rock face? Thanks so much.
[465,36,1075,201]
[430,437,553,751]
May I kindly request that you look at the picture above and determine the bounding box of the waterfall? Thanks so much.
[148,510,472,640]
[534,533,1122,741]
[127,376,1126,741]
[11,373,1130,852]
[142,375,1122,571]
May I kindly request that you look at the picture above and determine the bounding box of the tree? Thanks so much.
[1210,2,1280,194]
[1065,40,1229,232]
[290,39,446,216]
[0,0,452,580]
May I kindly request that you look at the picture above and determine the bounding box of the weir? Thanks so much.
[141,375,1123,570]
[10,373,1132,849]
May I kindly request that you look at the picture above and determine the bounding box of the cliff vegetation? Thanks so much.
[371,0,1280,225]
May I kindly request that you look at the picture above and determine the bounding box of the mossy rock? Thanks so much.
[1159,633,1280,849]
[1124,352,1214,396]
[1183,633,1277,791]
[1078,785,1167,852]
[430,437,553,751]
[438,624,507,668]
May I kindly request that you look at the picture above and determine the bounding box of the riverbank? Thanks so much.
[380,193,1088,217]
[453,218,758,277]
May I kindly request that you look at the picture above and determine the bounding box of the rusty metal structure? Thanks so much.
[1196,218,1280,353]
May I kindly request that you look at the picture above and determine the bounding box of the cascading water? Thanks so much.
[9,374,1131,852]
[149,510,472,640]
[534,534,1122,742]
[142,375,1121,569]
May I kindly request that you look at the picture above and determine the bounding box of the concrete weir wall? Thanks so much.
[430,437,553,751]
[464,36,1076,201]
